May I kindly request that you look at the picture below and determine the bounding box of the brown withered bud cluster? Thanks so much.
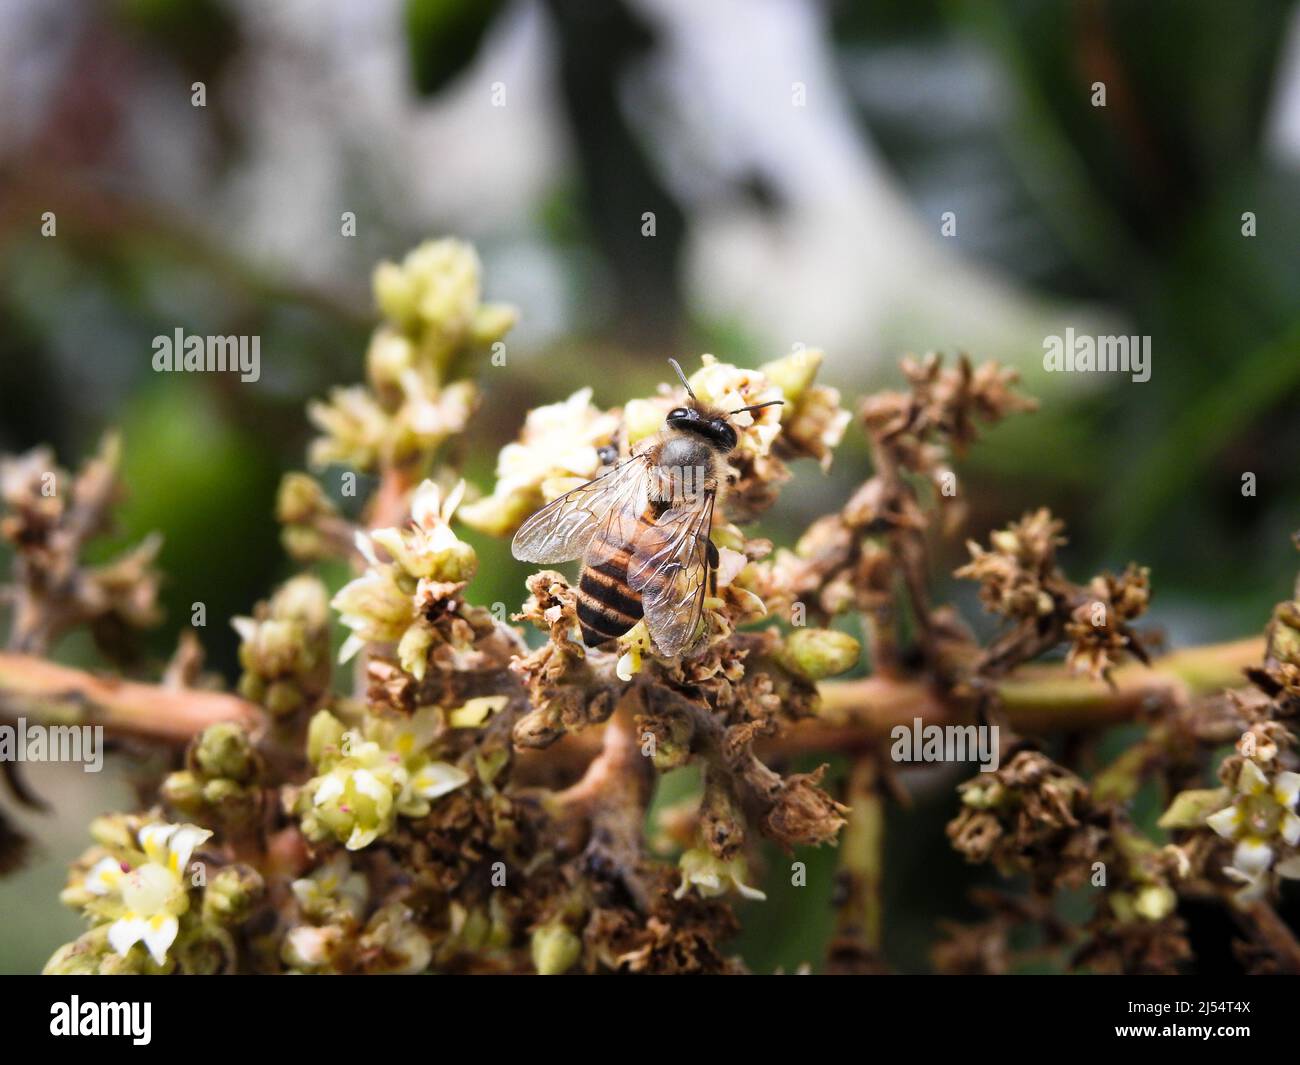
[956,508,1066,622]
[1251,594,1300,711]
[275,472,355,562]
[956,509,1151,682]
[1073,910,1192,975]
[1,435,162,657]
[509,571,618,749]
[582,874,746,974]
[947,750,1102,888]
[854,356,1016,565]
[1064,564,1152,683]
[860,354,1036,462]
[758,354,1036,687]
[763,504,894,623]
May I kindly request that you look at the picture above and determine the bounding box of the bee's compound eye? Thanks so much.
[666,407,691,421]
[709,420,738,450]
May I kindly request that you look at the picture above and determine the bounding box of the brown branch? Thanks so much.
[555,698,655,910]
[1231,898,1300,974]
[0,652,265,743]
[523,637,1264,775]
[826,757,887,973]
[0,636,1262,759]
[818,636,1262,735]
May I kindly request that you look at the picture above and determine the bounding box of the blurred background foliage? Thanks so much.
[1,0,1298,973]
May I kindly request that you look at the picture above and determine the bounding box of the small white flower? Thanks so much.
[291,854,368,922]
[300,711,470,849]
[84,822,212,965]
[407,761,470,803]
[1206,755,1300,901]
[673,847,766,902]
[494,388,619,497]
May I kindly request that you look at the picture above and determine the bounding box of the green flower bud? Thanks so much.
[202,777,252,814]
[1132,883,1177,922]
[88,814,134,852]
[960,777,1005,809]
[160,770,205,814]
[202,864,264,924]
[173,928,235,975]
[397,623,435,682]
[270,574,331,632]
[365,328,416,390]
[458,906,491,951]
[779,628,861,680]
[487,896,513,950]
[307,710,347,768]
[237,672,266,704]
[276,472,333,525]
[44,926,150,975]
[242,618,302,677]
[531,920,581,975]
[43,937,106,975]
[1109,891,1135,923]
[373,261,421,332]
[371,239,514,373]
[281,525,330,561]
[1157,787,1231,830]
[760,347,823,403]
[265,679,305,718]
[470,302,518,346]
[458,487,539,538]
[624,398,668,447]
[193,723,255,784]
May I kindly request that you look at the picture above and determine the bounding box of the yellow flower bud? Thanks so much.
[306,710,346,768]
[623,398,667,446]
[760,347,823,403]
[780,628,861,679]
[531,920,581,975]
[458,487,540,538]
[1132,883,1177,922]
[193,723,255,783]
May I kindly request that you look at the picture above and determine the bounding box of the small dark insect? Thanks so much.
[511,359,782,656]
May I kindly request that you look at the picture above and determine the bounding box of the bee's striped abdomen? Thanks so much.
[577,544,644,647]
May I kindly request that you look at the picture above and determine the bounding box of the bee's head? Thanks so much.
[666,358,783,453]
[666,403,738,451]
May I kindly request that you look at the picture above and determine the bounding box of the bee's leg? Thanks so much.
[700,534,719,596]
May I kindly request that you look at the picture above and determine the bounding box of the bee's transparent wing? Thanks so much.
[510,454,649,564]
[627,490,716,657]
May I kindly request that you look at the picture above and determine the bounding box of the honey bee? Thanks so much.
[511,359,782,656]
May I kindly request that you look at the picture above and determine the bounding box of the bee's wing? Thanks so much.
[511,454,649,564]
[627,489,716,657]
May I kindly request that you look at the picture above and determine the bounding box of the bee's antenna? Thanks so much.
[667,358,697,401]
[730,399,785,415]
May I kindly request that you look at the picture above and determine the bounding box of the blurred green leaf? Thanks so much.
[405,0,507,96]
